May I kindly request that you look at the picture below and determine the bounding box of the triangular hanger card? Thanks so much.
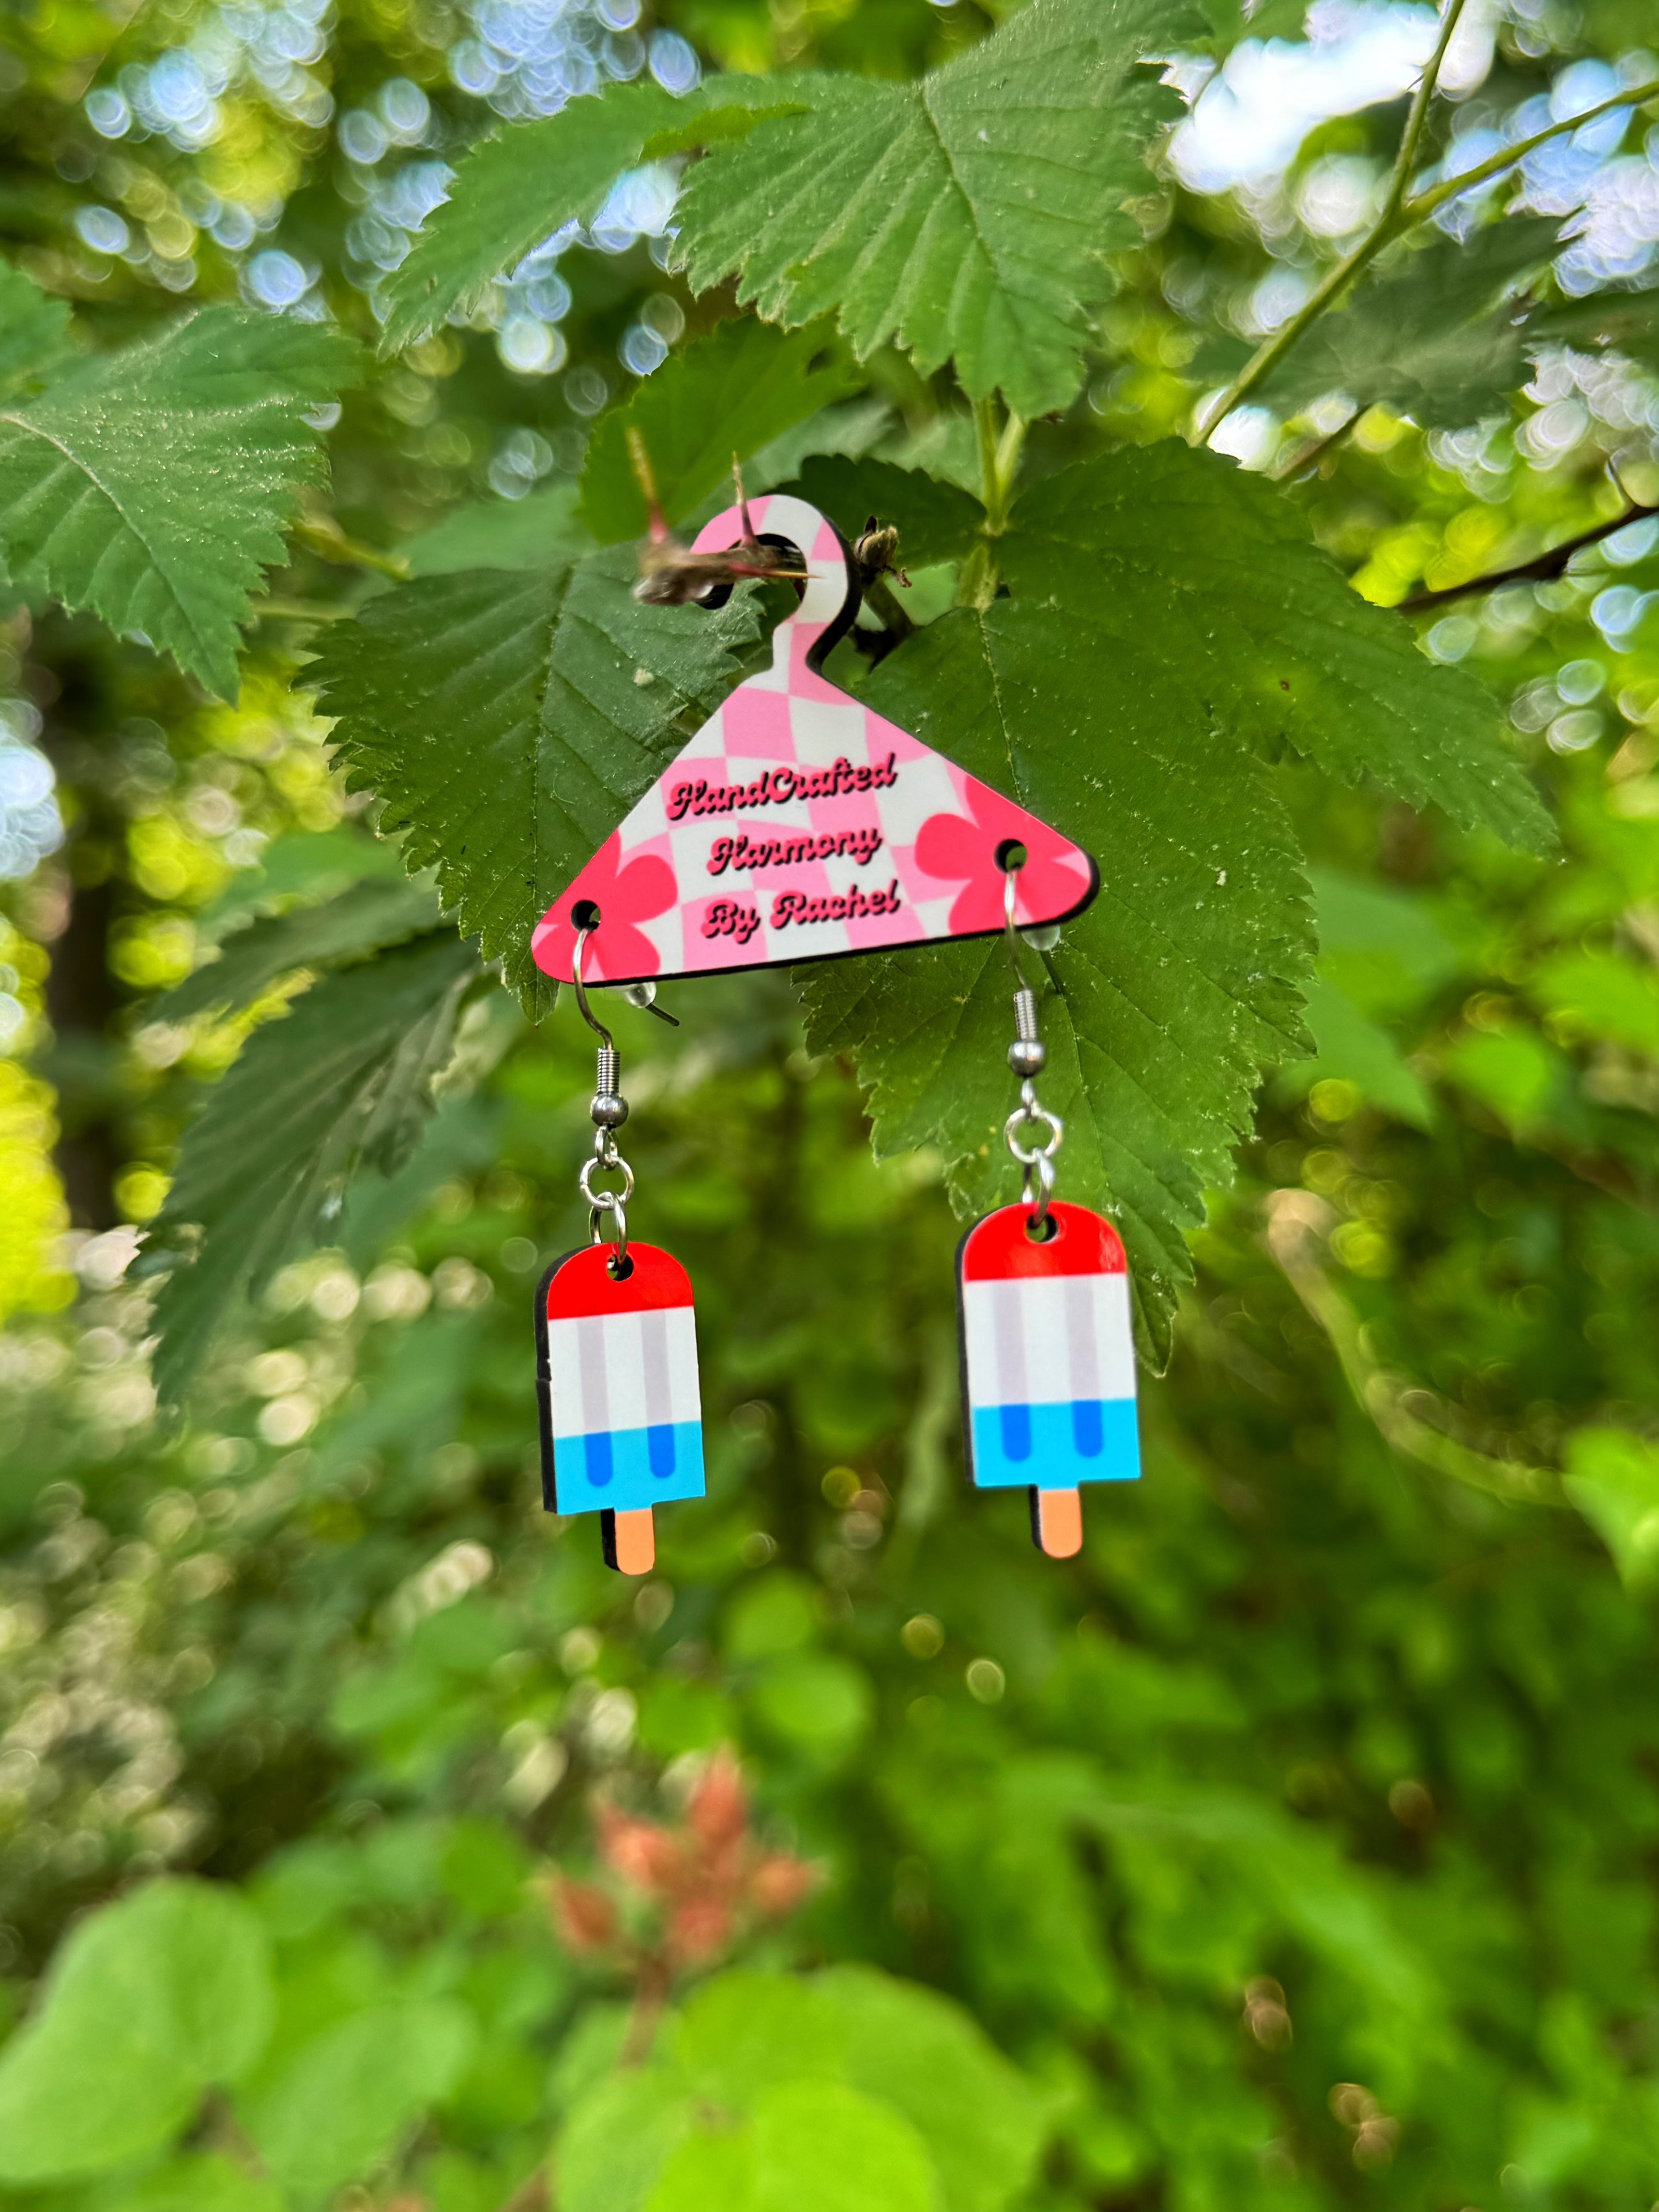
[532,493,1098,987]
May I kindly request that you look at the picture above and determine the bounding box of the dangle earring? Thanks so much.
[956,857,1141,1560]
[534,928,704,1576]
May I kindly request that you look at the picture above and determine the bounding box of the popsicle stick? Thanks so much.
[602,1507,655,1576]
[1029,1487,1083,1559]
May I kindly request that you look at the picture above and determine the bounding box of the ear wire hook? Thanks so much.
[1004,854,1036,1001]
[1000,854,1064,1236]
[572,927,633,1273]
[571,926,614,1051]
[571,921,678,1029]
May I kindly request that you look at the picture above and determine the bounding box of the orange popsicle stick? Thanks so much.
[601,1506,655,1576]
[1030,1487,1083,1559]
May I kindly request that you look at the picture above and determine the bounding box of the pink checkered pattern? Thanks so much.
[533,494,1096,986]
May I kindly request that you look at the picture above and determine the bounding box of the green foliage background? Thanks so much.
[4,0,1659,2206]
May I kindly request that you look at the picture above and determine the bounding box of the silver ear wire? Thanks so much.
[573,928,632,1273]
[1001,858,1063,1236]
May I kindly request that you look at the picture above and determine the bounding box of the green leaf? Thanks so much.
[721,1569,822,1660]
[1529,949,1659,1055]
[197,823,411,936]
[675,0,1191,416]
[1529,285,1659,372]
[1306,865,1466,1018]
[755,2082,938,2212]
[788,456,986,568]
[0,1880,274,2184]
[579,320,862,542]
[1249,216,1565,427]
[95,2153,286,2212]
[1564,1429,1659,1590]
[157,877,443,1020]
[1439,1023,1566,1130]
[560,2067,696,2212]
[402,480,594,576]
[1005,442,1551,851]
[1278,972,1435,1129]
[240,1998,476,2195]
[671,1972,846,2107]
[802,606,1311,1361]
[749,1651,874,1760]
[648,2129,755,2212]
[0,306,358,697]
[380,78,808,351]
[311,549,761,1013]
[145,931,479,1403]
[0,259,74,397]
[817,1968,1046,2212]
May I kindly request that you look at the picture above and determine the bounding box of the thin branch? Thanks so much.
[992,409,1028,521]
[1405,76,1659,222]
[497,2166,550,2212]
[1197,0,1470,443]
[1381,0,1472,223]
[1196,29,1659,448]
[1272,405,1364,483]
[974,397,1002,522]
[1395,500,1659,612]
[1264,1190,1562,1508]
[849,575,916,666]
[293,515,410,579]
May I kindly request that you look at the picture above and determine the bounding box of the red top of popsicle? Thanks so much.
[960,1202,1127,1281]
[544,1242,695,1320]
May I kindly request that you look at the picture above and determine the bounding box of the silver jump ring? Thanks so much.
[579,1152,636,1208]
[1004,1100,1064,1165]
[1021,1153,1057,1234]
[587,1192,630,1268]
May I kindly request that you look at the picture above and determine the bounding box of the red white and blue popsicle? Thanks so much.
[535,1241,704,1576]
[958,1201,1140,1558]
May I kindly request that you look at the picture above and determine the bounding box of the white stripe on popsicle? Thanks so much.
[546,1310,701,1439]
[962,1276,1135,1408]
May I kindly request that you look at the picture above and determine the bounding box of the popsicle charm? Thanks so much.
[958,1202,1140,1557]
[535,1241,705,1575]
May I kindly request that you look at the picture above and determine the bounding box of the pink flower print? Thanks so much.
[914,781,1088,936]
[534,833,676,982]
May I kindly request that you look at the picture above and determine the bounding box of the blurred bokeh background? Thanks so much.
[6,0,1659,2200]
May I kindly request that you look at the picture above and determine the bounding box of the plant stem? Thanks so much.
[992,411,1027,524]
[1265,1191,1560,1507]
[851,574,916,665]
[496,2164,550,2212]
[1404,76,1659,223]
[1383,0,1472,220]
[974,397,1001,521]
[964,395,1027,609]
[293,515,410,579]
[620,1949,671,2065]
[1200,65,1659,447]
[1197,0,1470,443]
[1272,405,1365,483]
[1395,498,1659,612]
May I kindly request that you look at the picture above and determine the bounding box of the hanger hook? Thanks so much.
[571,928,615,1049]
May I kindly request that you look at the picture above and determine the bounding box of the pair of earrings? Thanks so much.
[532,492,1140,1575]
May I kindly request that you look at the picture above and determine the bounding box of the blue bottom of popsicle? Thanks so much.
[970,1400,1140,1489]
[552,1420,706,1515]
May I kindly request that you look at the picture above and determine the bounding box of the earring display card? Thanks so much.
[532,493,1098,987]
[535,1243,705,1518]
[958,1202,1140,1495]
